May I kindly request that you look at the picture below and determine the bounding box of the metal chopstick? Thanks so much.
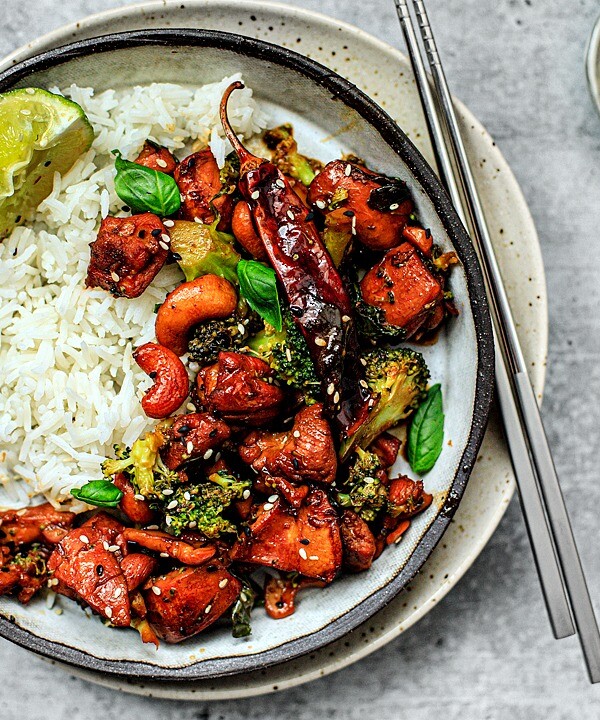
[393,0,574,642]
[394,0,600,682]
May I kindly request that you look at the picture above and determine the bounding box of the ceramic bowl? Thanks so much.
[0,28,494,680]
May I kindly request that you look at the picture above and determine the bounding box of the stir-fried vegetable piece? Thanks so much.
[230,581,257,638]
[340,348,429,460]
[336,448,388,522]
[162,471,251,538]
[169,218,240,284]
[263,124,318,186]
[219,82,370,441]
[247,310,319,399]
[102,426,177,498]
[187,305,262,366]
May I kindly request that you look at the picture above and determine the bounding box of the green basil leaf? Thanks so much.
[237,259,283,332]
[113,152,180,216]
[407,383,444,474]
[71,480,123,508]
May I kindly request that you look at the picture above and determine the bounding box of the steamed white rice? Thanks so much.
[0,75,268,510]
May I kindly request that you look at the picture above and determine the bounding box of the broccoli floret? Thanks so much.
[188,305,263,366]
[340,348,429,459]
[349,279,407,344]
[263,124,320,186]
[164,470,251,538]
[102,426,178,498]
[218,151,241,199]
[169,218,240,284]
[247,310,320,399]
[337,448,388,522]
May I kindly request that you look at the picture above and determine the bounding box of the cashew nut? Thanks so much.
[133,342,189,418]
[155,274,237,356]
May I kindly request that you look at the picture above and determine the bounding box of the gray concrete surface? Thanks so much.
[1,0,599,717]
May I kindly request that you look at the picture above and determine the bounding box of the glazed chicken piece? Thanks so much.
[369,432,401,470]
[196,351,285,426]
[160,412,231,470]
[134,140,178,174]
[232,488,342,583]
[86,213,168,298]
[360,242,445,339]
[239,403,337,486]
[174,149,234,229]
[339,509,376,572]
[48,512,131,626]
[143,564,241,643]
[387,476,433,519]
[307,159,414,252]
[122,528,216,566]
[0,544,51,603]
[263,574,325,620]
[0,503,75,547]
[113,473,156,525]
[120,553,158,592]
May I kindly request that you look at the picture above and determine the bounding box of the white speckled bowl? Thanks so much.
[0,0,547,698]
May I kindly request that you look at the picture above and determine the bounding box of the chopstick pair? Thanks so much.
[393,0,600,683]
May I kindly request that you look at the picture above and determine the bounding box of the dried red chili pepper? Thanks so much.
[219,82,370,442]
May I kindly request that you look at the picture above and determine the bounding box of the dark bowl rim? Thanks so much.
[0,27,494,681]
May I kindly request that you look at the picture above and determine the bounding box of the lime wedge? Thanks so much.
[0,88,94,238]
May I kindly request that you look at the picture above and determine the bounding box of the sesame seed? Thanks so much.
[237,323,245,335]
[180,193,186,202]
[108,545,120,553]
[342,315,351,323]
[242,489,251,500]
[102,541,110,550]
[79,534,90,544]
[159,241,169,250]
[394,535,404,544]
[251,190,260,200]
[360,357,367,366]
[184,491,191,501]
[166,500,178,510]
[293,430,301,438]
[287,210,294,220]
[285,347,292,362]
[161,233,170,243]
[299,548,308,560]
[156,158,168,168]
[316,200,326,209]
[163,219,175,227]
[268,494,278,503]
[327,383,335,395]
[333,391,340,404]
[20,109,31,116]
[134,494,145,501]
[151,586,161,595]
[276,178,286,188]
[344,164,352,176]
[160,552,170,557]
[110,271,120,282]
[50,578,59,587]
[146,524,159,530]
[203,448,213,460]
[359,379,369,388]
[162,489,174,496]
[188,521,197,529]
[186,441,194,454]
[188,361,200,372]
[194,217,203,223]
[165,515,173,526]
[315,337,327,347]
[105,606,113,619]
[205,604,212,614]
[309,555,319,561]
[351,216,357,235]
[114,587,123,598]
[54,608,63,616]
[25,87,35,94]
[219,578,229,588]
[389,203,400,211]
[263,502,274,511]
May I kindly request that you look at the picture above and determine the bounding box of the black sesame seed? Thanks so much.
[44,160,52,167]
[121,206,130,212]
[177,425,190,435]
[96,565,104,576]
[151,228,162,237]
[343,210,355,217]
[209,428,218,437]
[300,538,310,545]
[149,371,157,379]
[304,211,315,222]
[206,564,218,573]
[275,601,285,608]
[171,252,182,261]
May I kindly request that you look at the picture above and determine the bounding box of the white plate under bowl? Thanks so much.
[0,0,546,698]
